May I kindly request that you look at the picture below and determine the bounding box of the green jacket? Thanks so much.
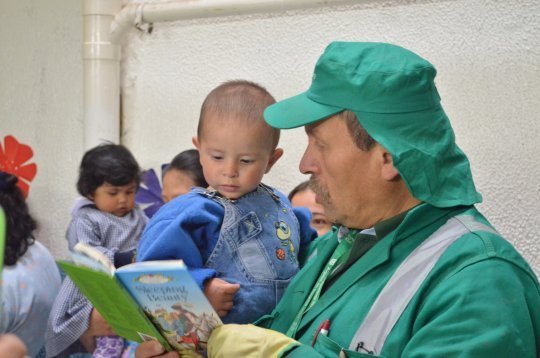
[257,204,540,357]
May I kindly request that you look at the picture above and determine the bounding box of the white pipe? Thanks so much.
[93,0,359,149]
[111,0,361,44]
[83,0,122,149]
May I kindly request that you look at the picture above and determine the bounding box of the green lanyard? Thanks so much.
[286,230,357,338]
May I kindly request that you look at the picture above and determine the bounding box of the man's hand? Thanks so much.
[135,341,179,358]
[204,278,240,317]
[0,334,27,358]
[208,324,300,357]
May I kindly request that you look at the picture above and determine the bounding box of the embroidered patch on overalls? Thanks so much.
[275,221,295,261]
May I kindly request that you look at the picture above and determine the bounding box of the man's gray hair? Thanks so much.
[340,110,376,151]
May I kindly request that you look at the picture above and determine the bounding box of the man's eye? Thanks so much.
[313,219,329,226]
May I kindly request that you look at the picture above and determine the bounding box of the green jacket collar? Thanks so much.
[297,203,471,332]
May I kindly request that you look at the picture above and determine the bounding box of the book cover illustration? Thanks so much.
[59,243,221,355]
[115,261,222,354]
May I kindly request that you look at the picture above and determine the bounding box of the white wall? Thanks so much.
[0,0,538,275]
[0,0,83,258]
[122,0,540,274]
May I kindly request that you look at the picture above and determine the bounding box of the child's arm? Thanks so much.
[137,194,224,289]
[138,197,240,315]
[79,308,116,352]
[67,214,116,261]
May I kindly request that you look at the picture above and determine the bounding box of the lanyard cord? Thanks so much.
[286,231,357,338]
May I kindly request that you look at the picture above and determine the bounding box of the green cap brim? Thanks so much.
[264,92,343,129]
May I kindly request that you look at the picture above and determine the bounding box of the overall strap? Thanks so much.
[192,187,231,205]
[190,187,242,229]
[258,183,281,202]
[349,215,497,355]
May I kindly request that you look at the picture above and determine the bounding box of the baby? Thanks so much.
[47,144,147,357]
[137,80,316,324]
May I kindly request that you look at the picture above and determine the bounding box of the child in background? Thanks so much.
[0,172,62,357]
[137,80,316,324]
[161,149,208,203]
[289,180,333,237]
[135,149,207,218]
[46,144,147,358]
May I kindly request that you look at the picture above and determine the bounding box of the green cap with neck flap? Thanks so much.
[264,41,481,207]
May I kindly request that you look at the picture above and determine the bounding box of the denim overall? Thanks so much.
[193,184,302,324]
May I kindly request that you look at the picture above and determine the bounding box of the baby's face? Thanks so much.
[91,181,137,217]
[194,116,281,199]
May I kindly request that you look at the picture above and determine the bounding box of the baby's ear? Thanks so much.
[192,136,200,149]
[265,148,284,173]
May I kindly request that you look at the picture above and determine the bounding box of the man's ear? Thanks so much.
[381,151,400,181]
[192,136,200,149]
[265,148,284,173]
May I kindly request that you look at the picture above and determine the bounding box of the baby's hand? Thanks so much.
[204,278,240,317]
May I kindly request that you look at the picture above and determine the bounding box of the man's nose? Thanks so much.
[299,149,315,175]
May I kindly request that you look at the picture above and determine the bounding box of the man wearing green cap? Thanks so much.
[136,42,540,357]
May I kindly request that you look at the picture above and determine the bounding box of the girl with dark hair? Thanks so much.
[46,144,147,358]
[0,171,61,356]
[161,149,208,203]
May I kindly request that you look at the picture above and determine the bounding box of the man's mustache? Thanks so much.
[308,177,327,199]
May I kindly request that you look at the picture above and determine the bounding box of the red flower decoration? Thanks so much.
[0,135,37,198]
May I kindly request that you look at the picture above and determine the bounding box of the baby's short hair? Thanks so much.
[198,80,280,149]
[77,143,140,197]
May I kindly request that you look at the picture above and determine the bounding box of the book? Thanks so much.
[57,243,222,355]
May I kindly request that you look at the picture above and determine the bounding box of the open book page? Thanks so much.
[58,244,174,350]
[60,245,221,354]
[71,242,115,275]
[116,261,222,355]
